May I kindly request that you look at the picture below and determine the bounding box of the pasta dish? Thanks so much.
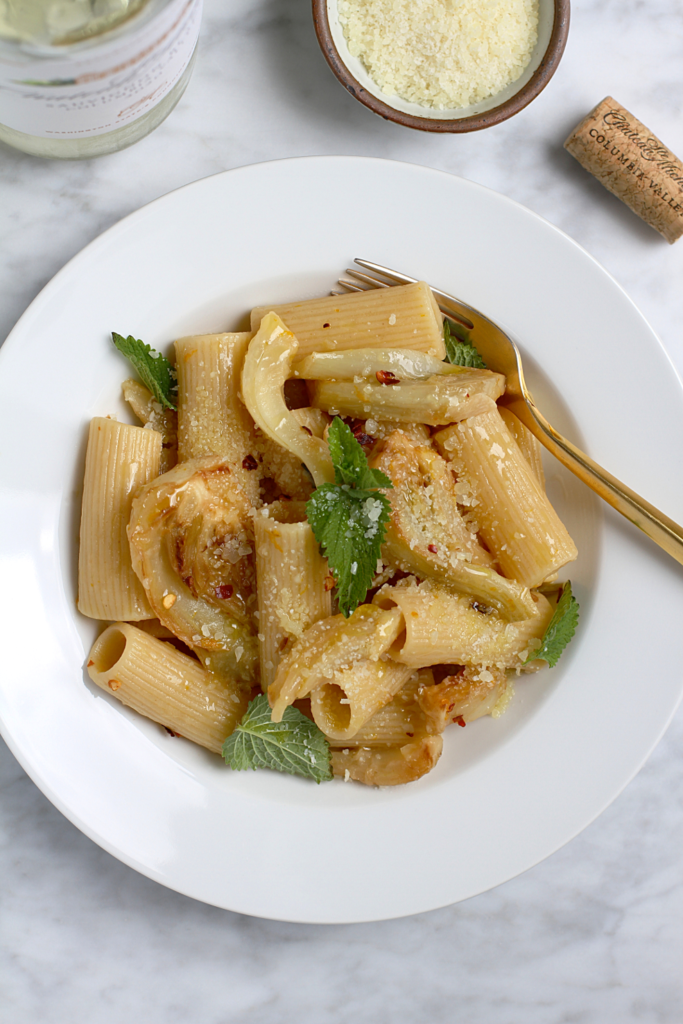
[79,280,578,786]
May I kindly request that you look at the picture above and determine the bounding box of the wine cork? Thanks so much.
[564,97,683,244]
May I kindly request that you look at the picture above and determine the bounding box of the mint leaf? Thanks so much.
[526,581,579,667]
[443,319,486,369]
[327,417,392,491]
[222,694,332,782]
[307,418,392,617]
[112,332,178,410]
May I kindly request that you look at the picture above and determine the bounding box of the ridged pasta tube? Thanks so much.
[309,659,413,741]
[250,282,445,359]
[325,671,434,748]
[374,579,554,670]
[268,605,404,721]
[434,408,577,587]
[254,510,332,690]
[78,417,161,621]
[87,623,250,753]
[371,430,535,621]
[498,407,545,490]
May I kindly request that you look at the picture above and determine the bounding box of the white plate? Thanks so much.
[2,157,683,924]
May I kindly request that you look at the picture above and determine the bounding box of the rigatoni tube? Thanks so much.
[373,580,554,670]
[309,372,503,427]
[251,281,445,359]
[254,511,332,690]
[434,408,577,587]
[87,623,250,753]
[78,417,161,621]
[310,659,413,741]
[175,332,258,502]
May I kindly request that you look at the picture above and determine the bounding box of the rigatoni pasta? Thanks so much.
[87,623,251,753]
[78,417,161,621]
[251,281,446,359]
[80,275,579,789]
[434,408,577,587]
[373,578,554,669]
[254,507,332,689]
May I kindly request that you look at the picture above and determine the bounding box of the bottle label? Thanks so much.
[0,0,202,139]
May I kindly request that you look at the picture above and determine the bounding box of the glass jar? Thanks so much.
[0,0,202,159]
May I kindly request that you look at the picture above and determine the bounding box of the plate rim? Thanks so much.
[2,155,683,923]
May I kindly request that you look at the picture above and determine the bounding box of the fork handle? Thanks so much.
[504,397,683,566]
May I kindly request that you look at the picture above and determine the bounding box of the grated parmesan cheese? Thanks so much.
[338,0,539,110]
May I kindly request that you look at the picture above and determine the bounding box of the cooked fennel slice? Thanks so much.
[128,455,258,682]
[292,348,471,382]
[241,313,333,486]
[331,736,443,786]
[418,666,510,728]
[309,371,504,427]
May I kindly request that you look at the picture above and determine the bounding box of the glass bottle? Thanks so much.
[0,0,202,159]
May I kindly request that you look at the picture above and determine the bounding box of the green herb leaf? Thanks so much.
[306,418,392,617]
[111,332,178,410]
[222,694,332,782]
[326,416,393,491]
[526,580,579,667]
[443,319,486,369]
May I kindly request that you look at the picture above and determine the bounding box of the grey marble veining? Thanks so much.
[2,0,683,1020]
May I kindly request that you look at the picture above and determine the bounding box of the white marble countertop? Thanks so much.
[2,0,683,1020]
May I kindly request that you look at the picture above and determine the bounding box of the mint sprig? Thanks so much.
[112,332,178,410]
[526,581,579,667]
[443,319,486,369]
[306,418,392,617]
[222,694,332,783]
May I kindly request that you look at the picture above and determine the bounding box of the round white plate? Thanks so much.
[2,157,683,924]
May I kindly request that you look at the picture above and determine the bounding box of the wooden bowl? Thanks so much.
[312,0,570,133]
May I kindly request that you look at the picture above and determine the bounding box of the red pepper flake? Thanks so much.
[349,419,374,450]
[376,370,400,385]
[87,660,94,667]
[454,715,466,728]
[322,322,331,328]
[324,574,336,592]
[215,584,234,600]
[427,544,438,554]
[108,679,121,692]
[164,726,182,738]
[242,454,258,470]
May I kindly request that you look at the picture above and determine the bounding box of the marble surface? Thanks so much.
[2,0,683,1020]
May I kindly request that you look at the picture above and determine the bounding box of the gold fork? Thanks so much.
[335,258,683,568]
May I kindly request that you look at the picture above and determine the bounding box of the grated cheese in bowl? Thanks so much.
[337,0,540,110]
